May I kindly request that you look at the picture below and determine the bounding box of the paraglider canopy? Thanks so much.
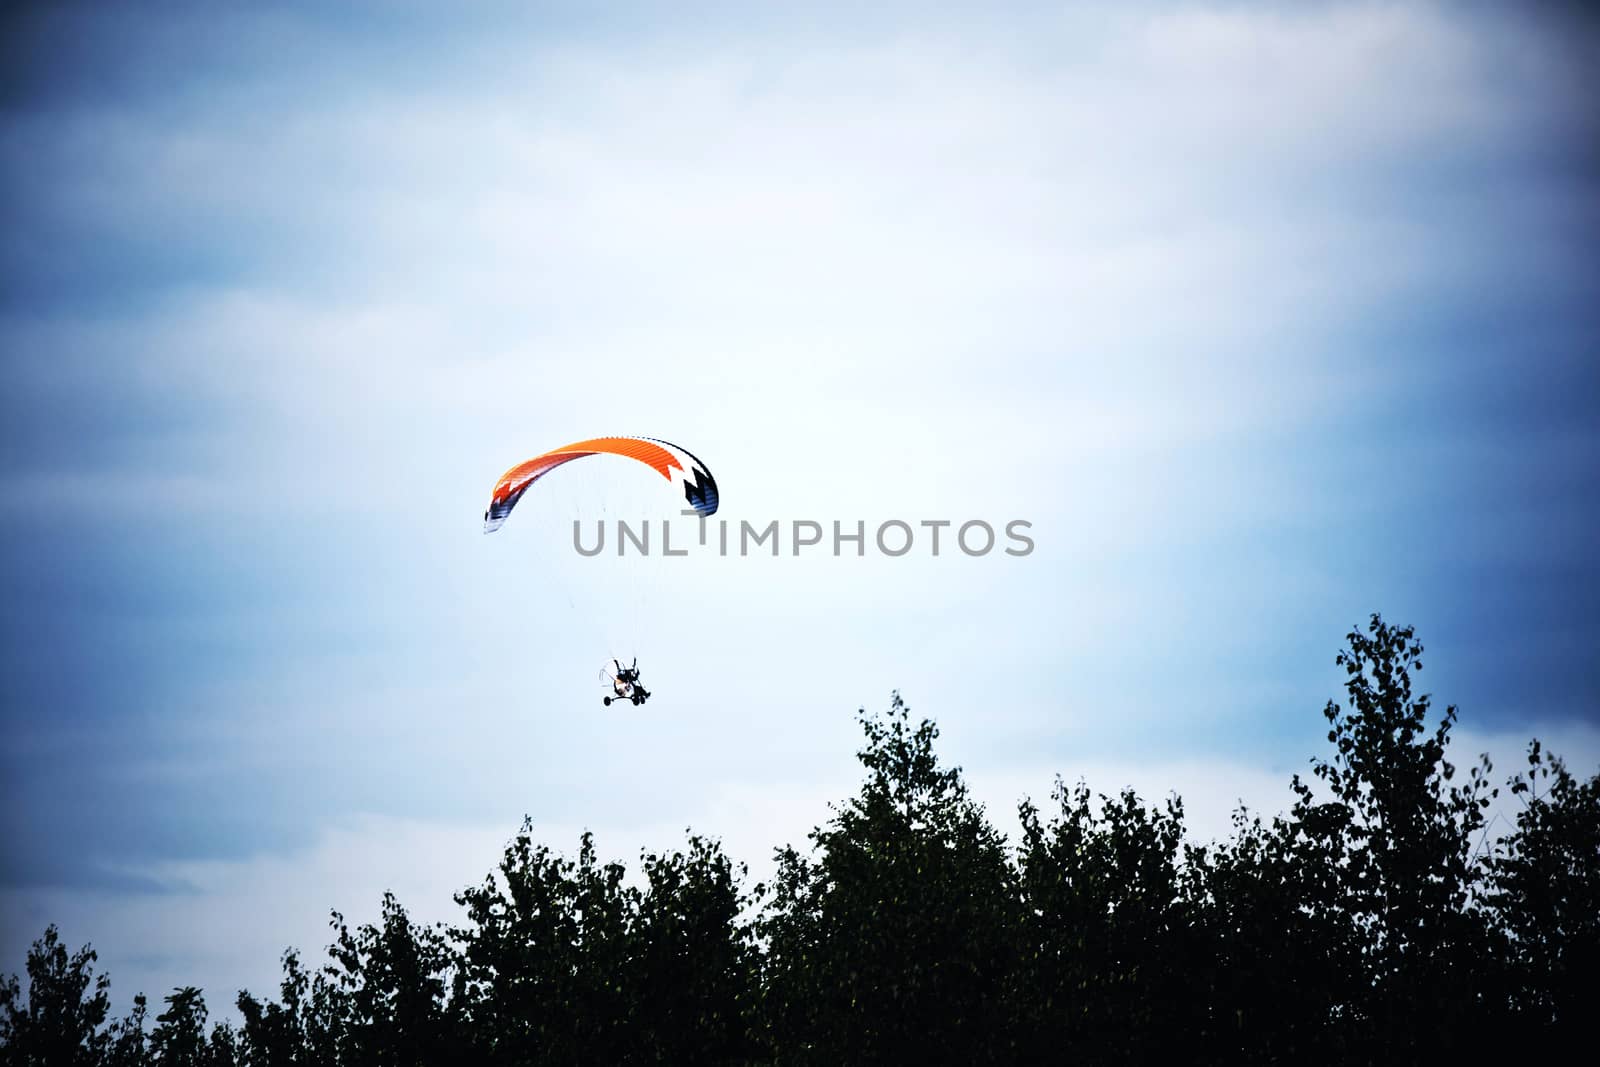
[483,436,718,533]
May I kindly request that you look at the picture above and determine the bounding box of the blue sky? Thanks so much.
[2,1,1598,1009]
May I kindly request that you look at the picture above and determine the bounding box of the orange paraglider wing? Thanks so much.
[482,436,718,533]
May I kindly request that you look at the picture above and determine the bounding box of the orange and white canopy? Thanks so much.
[483,436,719,533]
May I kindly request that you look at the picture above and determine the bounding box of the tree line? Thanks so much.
[3,616,1596,1064]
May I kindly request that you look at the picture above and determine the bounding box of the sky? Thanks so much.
[2,0,1598,1012]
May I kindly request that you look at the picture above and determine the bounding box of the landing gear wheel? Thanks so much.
[603,696,612,706]
[631,695,643,705]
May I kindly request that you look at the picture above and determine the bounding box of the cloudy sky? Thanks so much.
[2,1,1597,1011]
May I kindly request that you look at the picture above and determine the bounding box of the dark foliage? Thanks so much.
[3,616,1596,1064]
[756,700,1017,1063]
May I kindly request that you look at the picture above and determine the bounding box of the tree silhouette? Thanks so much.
[3,617,1597,1063]
[757,694,1017,1063]
[0,925,115,1066]
[450,824,635,1063]
[148,987,223,1067]
[1012,780,1203,1060]
[1483,740,1600,1038]
[629,836,758,1063]
[1285,614,1502,1055]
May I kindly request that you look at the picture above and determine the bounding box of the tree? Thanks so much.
[7,618,1599,1063]
[1011,781,1204,1060]
[320,895,458,1066]
[1483,741,1600,1037]
[0,926,114,1067]
[758,694,1017,1063]
[630,836,759,1063]
[450,822,636,1065]
[1284,614,1500,1054]
[103,995,148,1067]
[148,986,228,1067]
[1188,805,1364,1063]
[235,951,317,1066]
